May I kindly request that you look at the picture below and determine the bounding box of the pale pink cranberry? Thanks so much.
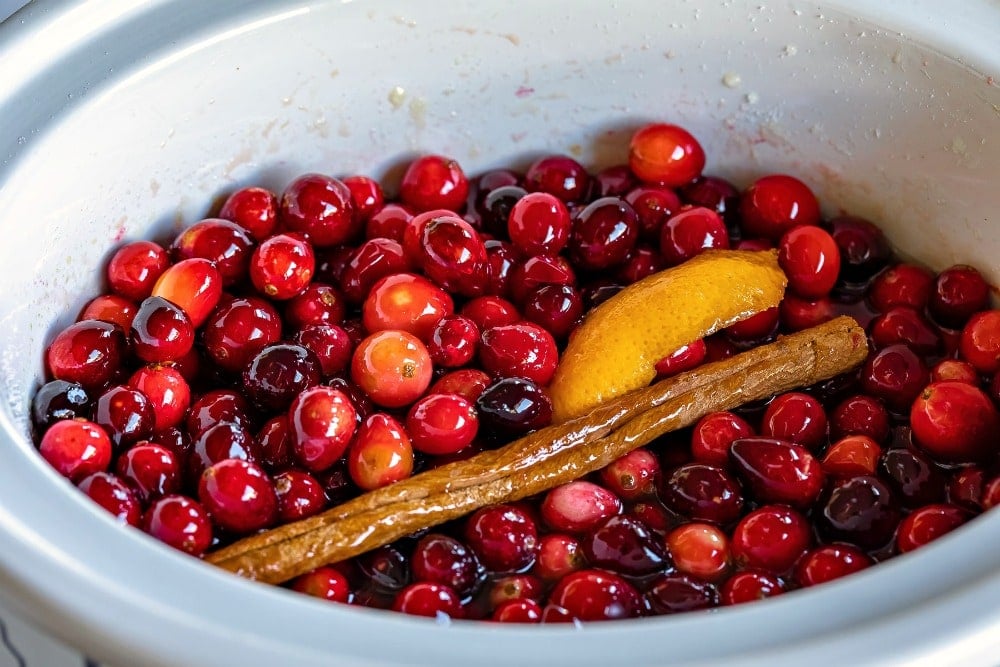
[666,522,730,581]
[598,448,660,500]
[540,481,622,533]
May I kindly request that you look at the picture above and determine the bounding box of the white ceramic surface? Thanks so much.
[0,1,998,666]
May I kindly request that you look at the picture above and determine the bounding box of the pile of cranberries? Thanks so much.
[31,123,1000,622]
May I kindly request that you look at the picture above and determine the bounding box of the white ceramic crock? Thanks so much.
[1,1,998,665]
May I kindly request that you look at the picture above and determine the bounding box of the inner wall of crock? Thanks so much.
[1,0,997,450]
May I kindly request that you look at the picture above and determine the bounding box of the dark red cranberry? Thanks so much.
[411,534,484,599]
[827,216,891,284]
[202,296,283,374]
[365,203,413,242]
[274,469,327,522]
[859,344,929,413]
[420,214,488,297]
[820,475,900,549]
[78,472,141,526]
[314,245,355,285]
[252,416,294,473]
[730,437,825,508]
[879,441,948,505]
[910,381,1000,463]
[628,123,705,187]
[731,505,811,574]
[188,421,254,482]
[593,164,637,197]
[947,466,986,511]
[479,185,527,236]
[721,570,785,605]
[759,391,828,451]
[475,377,552,436]
[483,239,518,296]
[185,389,251,440]
[171,218,253,286]
[678,175,739,228]
[645,574,717,614]
[142,494,213,556]
[400,155,469,213]
[896,503,968,553]
[464,504,539,573]
[869,306,942,355]
[218,186,278,241]
[524,155,590,204]
[92,384,154,450]
[660,463,744,525]
[342,174,384,221]
[149,426,192,465]
[508,254,576,305]
[38,418,113,481]
[130,296,194,364]
[615,245,665,285]
[739,174,820,240]
[830,394,891,443]
[581,514,667,576]
[392,582,463,618]
[546,569,644,621]
[115,442,181,503]
[242,343,322,412]
[293,324,352,378]
[46,320,126,390]
[33,380,90,429]
[567,197,639,270]
[930,265,990,329]
[780,294,836,332]
[795,544,873,587]
[106,240,170,302]
[690,411,755,467]
[625,185,681,241]
[284,283,346,330]
[659,206,729,266]
[280,173,357,247]
[521,284,583,340]
[339,238,411,304]
[868,263,934,313]
[198,458,277,534]
[356,545,410,592]
[291,566,353,604]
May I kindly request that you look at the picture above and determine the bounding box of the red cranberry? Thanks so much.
[730,437,825,508]
[488,574,543,607]
[820,475,900,549]
[274,469,327,522]
[198,458,277,534]
[508,254,576,305]
[46,319,126,390]
[896,503,968,553]
[106,241,170,302]
[351,330,432,408]
[667,522,730,581]
[830,394,891,443]
[690,411,755,466]
[780,294,836,332]
[930,359,979,385]
[406,393,478,456]
[859,344,929,413]
[400,155,469,213]
[420,215,488,297]
[535,534,585,581]
[92,385,154,448]
[645,573,717,614]
[522,285,584,341]
[827,216,891,284]
[593,164,638,197]
[910,381,1000,464]
[660,463,744,525]
[869,307,942,355]
[362,272,453,341]
[567,197,639,270]
[479,185,526,236]
[625,186,681,242]
[581,514,667,576]
[293,324,352,378]
[959,310,1000,375]
[507,192,571,257]
[80,294,138,330]
[731,505,811,574]
[721,570,785,605]
[280,173,357,247]
[249,233,316,301]
[172,218,253,286]
[629,123,705,187]
[243,343,322,412]
[365,203,413,242]
[493,599,542,623]
[342,174,384,221]
[78,472,141,526]
[464,504,539,573]
[392,582,463,618]
[185,389,250,440]
[461,295,520,332]
[760,391,828,451]
[546,569,644,621]
[33,380,91,428]
[188,422,254,482]
[284,283,346,330]
[127,365,190,432]
[151,257,223,328]
[739,174,820,240]
[252,416,294,473]
[615,245,665,285]
[202,296,283,373]
[429,369,492,404]
[948,466,986,511]
[116,443,181,502]
[822,435,882,477]
[130,296,194,364]
[868,263,934,313]
[39,418,112,481]
[142,494,213,556]
[339,238,411,304]
[678,175,739,226]
[524,155,590,204]
[930,265,990,329]
[726,306,779,344]
[778,225,841,298]
[659,206,728,266]
[347,412,415,491]
[218,186,278,241]
[795,544,873,587]
[598,448,660,500]
[541,481,622,533]
[479,322,558,385]
[411,534,484,599]
[289,386,357,472]
[654,339,707,379]
[291,566,352,604]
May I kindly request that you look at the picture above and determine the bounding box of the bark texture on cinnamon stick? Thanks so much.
[206,316,868,584]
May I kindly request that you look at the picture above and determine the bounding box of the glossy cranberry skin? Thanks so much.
[284,283,346,330]
[289,386,358,472]
[869,307,942,355]
[151,257,223,329]
[739,174,820,240]
[959,310,1000,375]
[726,306,779,344]
[365,203,413,242]
[493,599,542,623]
[115,443,181,502]
[730,505,811,574]
[91,385,154,448]
[582,514,668,576]
[910,381,1000,464]
[599,448,660,501]
[827,216,891,284]
[188,422,254,482]
[342,175,384,220]
[730,437,825,508]
[127,365,190,432]
[39,418,113,481]
[535,534,584,581]
[780,295,836,332]
[142,494,213,556]
[406,393,478,455]
[219,186,278,241]
[547,569,644,621]
[930,265,990,329]
[242,343,322,412]
[273,469,327,522]
[400,155,469,213]
[615,245,665,285]
[202,296,282,373]
[172,218,253,286]
[33,380,91,429]
[629,123,705,187]
[645,574,717,615]
[464,504,539,573]
[859,344,929,413]
[690,411,755,467]
[461,295,520,333]
[822,435,882,477]
[479,185,527,236]
[339,238,410,304]
[880,446,946,509]
[362,272,454,341]
[679,175,739,223]
[488,573,543,607]
[660,463,744,525]
[760,392,828,452]
[80,294,138,330]
[355,545,409,593]
[130,296,194,363]
[280,173,357,247]
[78,472,141,526]
[251,416,293,472]
[868,263,934,313]
[524,155,590,205]
[830,394,891,443]
[541,481,622,534]
[479,322,558,385]
[654,339,707,379]
[625,185,682,241]
[666,522,730,581]
[106,241,170,302]
[593,164,637,198]
[568,197,639,270]
[795,544,873,587]
[506,192,571,257]
[424,315,478,368]
[778,225,841,298]
[420,215,488,297]
[291,566,352,604]
[351,330,433,408]
[392,582,463,618]
[429,369,491,404]
[660,207,729,266]
[249,233,316,300]
[896,503,968,553]
[508,254,576,305]
[46,320,126,390]
[821,475,900,549]
[721,570,785,605]
[948,466,986,511]
[930,359,979,385]
[198,458,277,534]
[411,534,484,599]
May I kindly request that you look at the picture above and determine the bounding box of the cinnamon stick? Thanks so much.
[207,316,868,584]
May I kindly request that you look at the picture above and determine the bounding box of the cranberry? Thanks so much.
[726,306,779,344]
[284,283,346,330]
[535,534,585,581]
[362,272,453,341]
[127,365,190,432]
[289,386,357,472]
[242,343,322,412]
[479,185,527,236]
[869,307,942,355]
[868,263,934,313]
[464,504,539,573]
[252,416,294,472]
[567,197,639,270]
[759,391,828,451]
[198,458,277,534]
[910,381,1000,464]
[78,472,141,526]
[339,238,410,304]
[598,448,660,500]
[273,469,327,522]
[659,207,728,266]
[142,494,213,556]
[628,501,673,533]
[524,155,590,204]
[721,570,785,605]
[690,411,755,467]
[92,385,154,448]
[930,265,990,329]
[150,257,223,328]
[46,319,126,390]
[659,463,743,525]
[666,522,730,581]
[859,344,929,413]
[429,369,492,404]
[38,418,112,481]
[508,254,576,305]
[948,466,986,511]
[581,514,667,576]
[827,216,891,284]
[400,155,469,213]
[654,339,707,379]
[625,185,682,241]
[830,394,891,443]
[795,544,873,587]
[406,393,478,455]
[149,427,191,465]
[219,186,278,241]
[822,435,882,477]
[493,599,542,623]
[679,175,739,226]
[959,310,1000,375]
[730,437,825,508]
[342,175,384,221]
[484,239,518,296]
[130,296,194,364]
[249,233,316,301]
[33,380,91,428]
[116,443,180,502]
[351,330,432,408]
[546,569,644,621]
[880,446,947,509]
[188,422,254,482]
[171,218,253,286]
[291,566,352,604]
[930,359,979,385]
[347,413,414,490]
[411,534,484,599]
[293,324,352,377]
[778,225,841,298]
[628,123,705,187]
[80,294,138,330]
[202,296,283,373]
[780,295,836,332]
[365,203,412,242]
[541,481,622,533]
[419,214,488,297]
[739,174,820,240]
[185,389,250,440]
[506,192,571,256]
[106,240,170,302]
[392,582,463,618]
[479,322,558,385]
[488,574,543,607]
[593,164,637,197]
[820,475,900,549]
[896,503,968,553]
[460,295,520,332]
[280,173,357,247]
[730,505,811,574]
[356,545,409,592]
[615,245,665,285]
[645,573,717,614]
